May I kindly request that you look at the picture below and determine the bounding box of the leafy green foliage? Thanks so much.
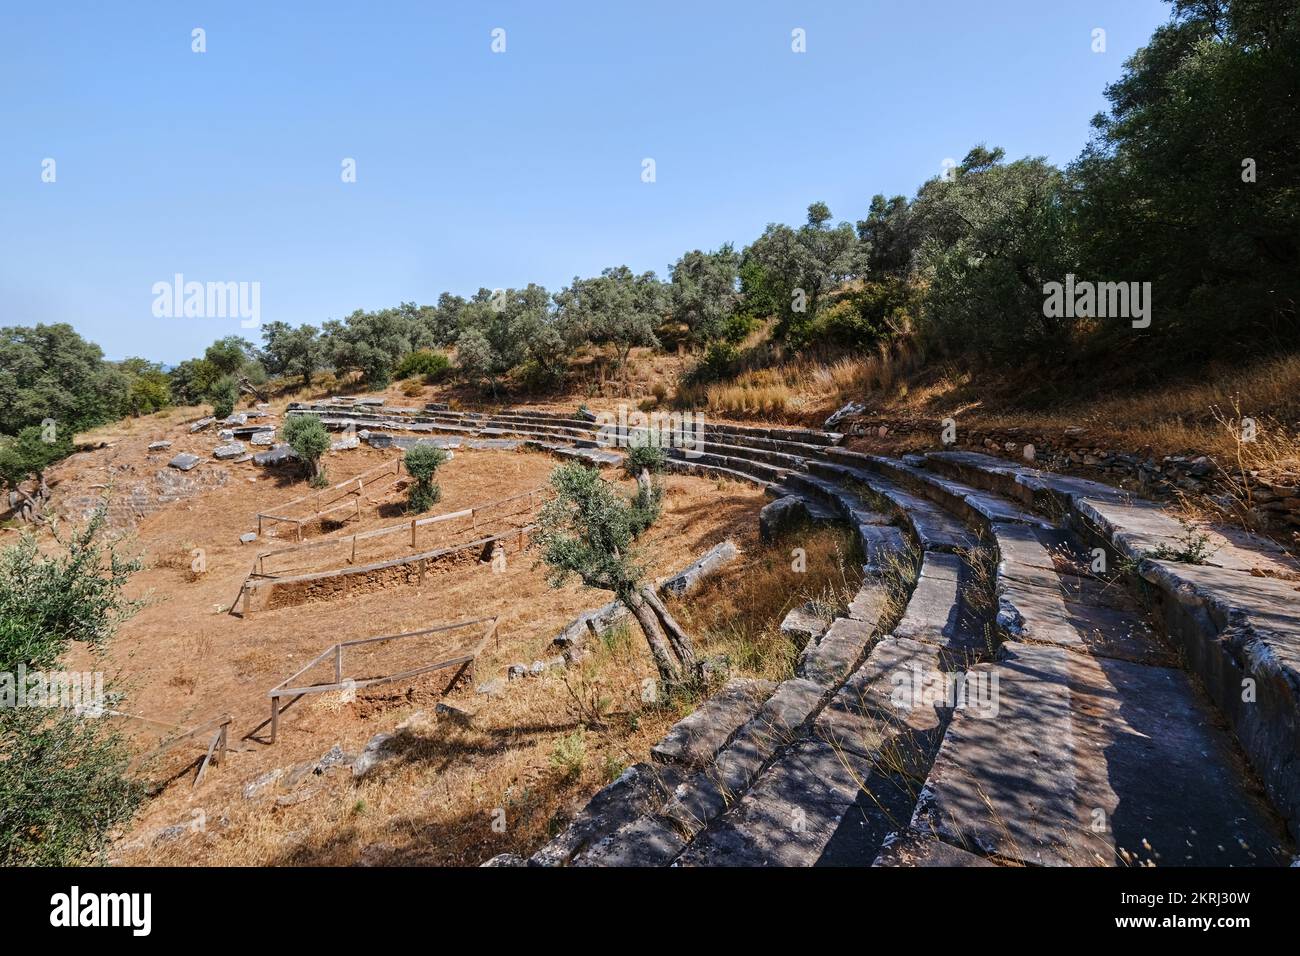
[324,304,431,389]
[0,427,72,492]
[167,358,221,407]
[534,463,658,601]
[282,415,330,481]
[1071,0,1300,360]
[403,444,447,513]
[0,509,145,865]
[669,245,741,345]
[118,358,171,416]
[395,349,451,382]
[623,443,667,478]
[209,375,239,419]
[261,322,324,389]
[742,203,862,343]
[0,323,128,437]
[555,267,665,383]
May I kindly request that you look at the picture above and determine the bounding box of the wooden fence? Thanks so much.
[236,524,533,616]
[112,711,233,788]
[251,487,543,577]
[264,616,498,742]
[255,457,404,540]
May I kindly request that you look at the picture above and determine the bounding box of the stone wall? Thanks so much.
[843,418,1300,534]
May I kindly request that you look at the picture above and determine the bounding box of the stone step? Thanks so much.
[679,637,953,867]
[651,678,777,770]
[806,459,978,553]
[865,455,1053,529]
[926,450,1299,578]
[577,676,832,859]
[892,552,987,663]
[530,762,685,866]
[663,456,779,493]
[990,521,1170,666]
[701,421,844,447]
[666,448,789,484]
[1140,559,1300,839]
[664,437,808,472]
[910,641,1290,866]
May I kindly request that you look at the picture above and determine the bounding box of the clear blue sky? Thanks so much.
[0,0,1171,364]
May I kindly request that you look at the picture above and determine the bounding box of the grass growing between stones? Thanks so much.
[667,524,864,682]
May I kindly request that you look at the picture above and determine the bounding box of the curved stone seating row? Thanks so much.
[530,431,1297,866]
[921,449,1300,846]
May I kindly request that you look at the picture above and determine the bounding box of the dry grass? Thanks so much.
[670,524,864,681]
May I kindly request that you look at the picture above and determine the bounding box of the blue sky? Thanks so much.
[0,0,1171,364]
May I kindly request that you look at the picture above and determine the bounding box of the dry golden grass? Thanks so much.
[671,524,863,681]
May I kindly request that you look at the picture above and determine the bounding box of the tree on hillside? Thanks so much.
[168,357,221,407]
[0,426,72,522]
[534,463,696,687]
[857,194,919,277]
[453,285,568,395]
[1071,0,1300,358]
[742,203,860,342]
[283,415,331,486]
[425,293,468,349]
[203,336,258,376]
[324,307,429,389]
[909,145,1074,359]
[669,245,742,346]
[118,358,171,417]
[0,324,127,437]
[0,508,145,865]
[404,444,448,513]
[262,322,324,389]
[555,267,665,388]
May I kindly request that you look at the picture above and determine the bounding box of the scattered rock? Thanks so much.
[352,732,401,779]
[434,702,472,724]
[481,853,526,867]
[243,767,285,800]
[824,401,866,430]
[331,434,360,451]
[148,440,172,451]
[530,660,547,676]
[239,531,258,544]
[213,442,245,460]
[189,417,215,433]
[780,603,830,644]
[250,430,276,445]
[223,413,248,426]
[314,744,352,773]
[254,444,299,466]
[507,663,528,681]
[168,453,201,471]
[218,429,235,442]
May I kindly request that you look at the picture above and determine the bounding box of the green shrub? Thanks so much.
[283,415,331,483]
[209,375,239,419]
[395,349,451,382]
[0,508,145,865]
[404,444,448,513]
[689,340,740,384]
[0,426,72,493]
[623,443,667,478]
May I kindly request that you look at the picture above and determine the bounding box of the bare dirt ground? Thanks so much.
[18,391,804,866]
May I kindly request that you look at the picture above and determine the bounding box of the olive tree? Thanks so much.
[534,463,695,687]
